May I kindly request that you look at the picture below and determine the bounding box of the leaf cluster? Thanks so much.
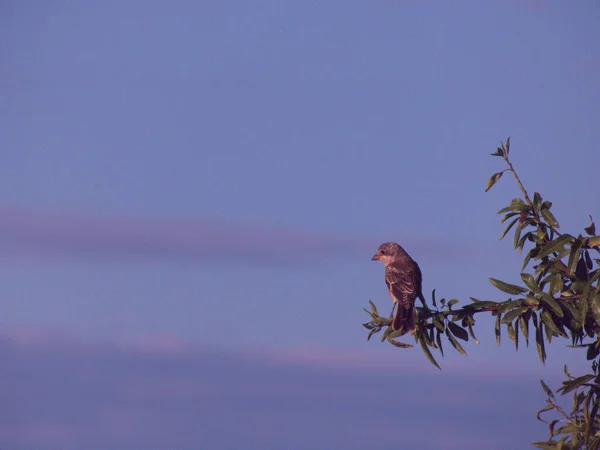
[362,138,600,447]
[534,365,600,449]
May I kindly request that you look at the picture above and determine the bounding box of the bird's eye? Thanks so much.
[380,250,386,255]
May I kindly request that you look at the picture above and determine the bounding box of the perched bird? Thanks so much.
[371,242,425,334]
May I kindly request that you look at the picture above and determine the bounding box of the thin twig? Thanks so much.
[504,155,533,207]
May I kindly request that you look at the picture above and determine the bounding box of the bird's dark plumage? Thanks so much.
[371,242,425,334]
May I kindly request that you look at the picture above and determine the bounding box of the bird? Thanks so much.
[371,242,425,334]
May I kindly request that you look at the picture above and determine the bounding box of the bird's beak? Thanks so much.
[371,254,380,261]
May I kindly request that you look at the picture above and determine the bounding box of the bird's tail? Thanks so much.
[392,303,416,334]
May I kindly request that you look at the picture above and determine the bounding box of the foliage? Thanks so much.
[362,138,600,448]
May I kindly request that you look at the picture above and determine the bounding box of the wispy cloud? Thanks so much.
[0,328,548,450]
[509,0,551,13]
[0,205,463,267]
[0,326,549,379]
[0,205,369,267]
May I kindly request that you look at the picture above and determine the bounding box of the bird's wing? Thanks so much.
[385,263,418,308]
[414,263,424,301]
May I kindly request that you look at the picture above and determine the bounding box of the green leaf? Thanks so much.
[368,300,379,316]
[521,273,542,293]
[588,399,599,432]
[447,299,459,307]
[498,299,523,313]
[520,311,530,347]
[584,218,596,236]
[533,192,542,214]
[548,419,559,437]
[497,198,526,214]
[372,316,392,326]
[541,207,560,229]
[419,327,435,348]
[567,238,583,276]
[571,391,584,416]
[548,273,563,295]
[432,315,445,332]
[535,234,573,260]
[541,310,567,338]
[447,322,469,341]
[524,295,539,307]
[502,306,529,324]
[559,374,595,395]
[531,442,557,450]
[467,323,479,344]
[367,328,378,341]
[521,247,537,271]
[489,277,528,295]
[501,211,519,223]
[535,404,555,423]
[588,236,600,248]
[431,289,436,308]
[578,295,589,329]
[564,365,572,378]
[388,329,410,339]
[495,313,502,346]
[468,298,499,308]
[436,329,444,357]
[584,250,594,270]
[576,258,589,283]
[542,320,553,343]
[380,326,393,342]
[428,326,437,348]
[485,172,504,192]
[386,337,413,348]
[504,137,510,156]
[507,322,516,342]
[419,334,441,370]
[557,436,569,450]
[516,230,532,252]
[541,293,564,318]
[499,217,519,241]
[447,332,467,355]
[586,344,600,360]
[490,147,504,157]
[513,221,523,250]
[536,316,546,365]
[540,380,555,398]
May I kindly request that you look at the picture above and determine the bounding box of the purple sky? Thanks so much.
[2,1,599,448]
[0,327,562,449]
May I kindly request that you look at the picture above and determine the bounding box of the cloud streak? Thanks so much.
[0,328,548,450]
[0,205,368,267]
[0,205,463,268]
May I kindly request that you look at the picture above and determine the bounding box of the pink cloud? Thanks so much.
[260,345,536,379]
[0,325,77,348]
[0,204,466,267]
[0,325,551,449]
[579,58,600,77]
[0,205,369,267]
[128,333,190,356]
[510,0,551,13]
[0,423,74,446]
[0,325,550,379]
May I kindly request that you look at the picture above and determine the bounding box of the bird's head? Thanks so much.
[371,242,403,265]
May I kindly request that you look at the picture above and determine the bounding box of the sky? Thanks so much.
[1,0,599,448]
